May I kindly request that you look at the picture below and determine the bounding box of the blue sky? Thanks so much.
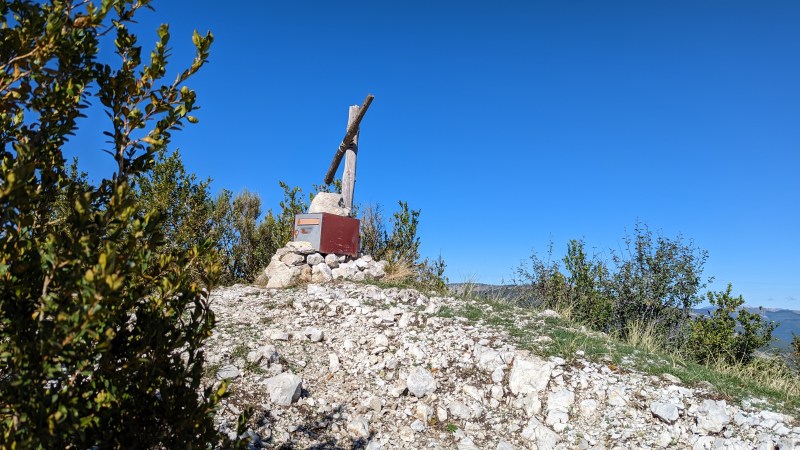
[67,1,800,308]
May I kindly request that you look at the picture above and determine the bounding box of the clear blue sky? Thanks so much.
[67,1,800,309]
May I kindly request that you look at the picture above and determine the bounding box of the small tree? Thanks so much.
[563,239,613,330]
[137,148,215,279]
[360,203,389,260]
[791,334,800,370]
[272,180,306,250]
[689,284,777,365]
[610,222,709,343]
[388,201,421,265]
[0,1,235,447]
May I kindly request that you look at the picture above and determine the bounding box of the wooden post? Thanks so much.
[324,94,373,185]
[342,105,359,214]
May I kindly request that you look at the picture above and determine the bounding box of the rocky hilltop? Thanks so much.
[204,282,800,450]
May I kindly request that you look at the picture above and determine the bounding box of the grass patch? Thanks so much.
[441,290,800,414]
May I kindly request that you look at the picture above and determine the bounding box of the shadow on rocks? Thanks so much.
[261,404,373,450]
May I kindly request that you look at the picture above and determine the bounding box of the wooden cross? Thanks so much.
[324,94,374,214]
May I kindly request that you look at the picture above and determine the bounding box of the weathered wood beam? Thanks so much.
[324,94,374,185]
[341,105,359,214]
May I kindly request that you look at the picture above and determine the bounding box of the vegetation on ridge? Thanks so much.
[0,1,242,447]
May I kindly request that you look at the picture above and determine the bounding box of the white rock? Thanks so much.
[490,385,504,400]
[448,400,473,420]
[246,345,278,365]
[537,309,561,319]
[407,367,437,398]
[304,327,324,342]
[325,253,339,268]
[347,416,369,438]
[606,385,628,407]
[578,399,598,417]
[651,400,681,424]
[508,356,553,396]
[657,430,673,447]
[696,399,730,434]
[332,263,359,280]
[311,263,333,282]
[216,364,239,380]
[457,437,481,450]
[286,241,315,255]
[520,416,560,450]
[545,388,574,426]
[476,347,505,373]
[410,419,426,432]
[306,253,325,266]
[328,353,340,373]
[308,192,349,216]
[280,252,305,266]
[373,333,389,348]
[388,381,407,397]
[491,366,505,384]
[497,442,516,450]
[264,372,302,405]
[270,330,289,341]
[265,261,300,289]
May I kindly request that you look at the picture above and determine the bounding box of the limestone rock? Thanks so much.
[280,252,305,266]
[325,253,339,268]
[347,416,369,438]
[521,416,560,450]
[407,367,436,398]
[216,364,239,380]
[304,327,324,342]
[311,263,333,283]
[286,240,315,255]
[308,192,349,216]
[246,345,278,366]
[307,253,325,266]
[265,261,300,289]
[264,372,302,405]
[651,400,681,424]
[508,356,552,396]
[204,281,800,449]
[696,399,730,434]
[448,400,473,420]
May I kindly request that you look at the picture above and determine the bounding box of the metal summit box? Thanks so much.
[293,213,360,257]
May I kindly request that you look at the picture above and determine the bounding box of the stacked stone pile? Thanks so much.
[204,282,800,450]
[261,241,388,289]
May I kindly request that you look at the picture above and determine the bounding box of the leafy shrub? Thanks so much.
[0,1,236,447]
[689,284,777,365]
[513,241,570,309]
[358,201,447,290]
[791,334,800,370]
[359,204,389,262]
[211,182,307,283]
[610,223,709,344]
[514,222,710,346]
[137,148,215,279]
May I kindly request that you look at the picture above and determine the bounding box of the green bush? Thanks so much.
[791,334,800,370]
[358,201,447,290]
[359,204,389,262]
[689,284,777,365]
[610,223,709,344]
[137,148,215,280]
[563,239,613,330]
[0,1,237,447]
[514,223,710,345]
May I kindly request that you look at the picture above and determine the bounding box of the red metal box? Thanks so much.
[293,213,360,257]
